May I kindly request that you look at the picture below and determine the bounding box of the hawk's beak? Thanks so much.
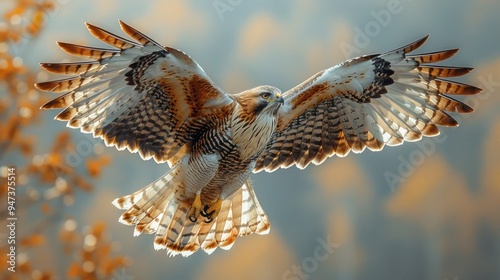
[275,93,284,105]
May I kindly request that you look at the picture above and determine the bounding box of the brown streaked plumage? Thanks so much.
[36,21,481,256]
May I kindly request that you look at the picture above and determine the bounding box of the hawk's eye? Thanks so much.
[260,92,270,99]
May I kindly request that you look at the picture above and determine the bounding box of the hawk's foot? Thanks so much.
[200,198,222,223]
[187,193,202,222]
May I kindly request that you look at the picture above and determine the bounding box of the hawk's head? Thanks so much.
[233,85,284,116]
[231,85,284,160]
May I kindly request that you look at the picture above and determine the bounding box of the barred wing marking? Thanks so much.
[36,20,233,163]
[255,36,481,172]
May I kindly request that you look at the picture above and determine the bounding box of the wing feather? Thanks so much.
[56,41,119,59]
[85,22,141,49]
[37,21,234,163]
[118,20,163,48]
[407,49,459,63]
[255,35,481,172]
[40,61,103,75]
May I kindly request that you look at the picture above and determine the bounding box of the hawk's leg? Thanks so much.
[184,153,220,223]
[200,198,222,223]
[187,193,202,222]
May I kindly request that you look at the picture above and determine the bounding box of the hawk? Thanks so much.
[36,21,481,256]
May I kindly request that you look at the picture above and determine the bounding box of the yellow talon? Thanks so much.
[201,198,222,223]
[187,193,202,222]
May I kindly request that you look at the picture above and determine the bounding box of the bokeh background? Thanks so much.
[1,0,500,279]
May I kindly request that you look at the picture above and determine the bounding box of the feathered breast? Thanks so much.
[230,105,276,161]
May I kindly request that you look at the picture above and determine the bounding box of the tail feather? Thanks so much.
[165,203,190,248]
[112,166,182,227]
[134,190,176,235]
[113,168,270,257]
[213,199,239,249]
[163,179,270,256]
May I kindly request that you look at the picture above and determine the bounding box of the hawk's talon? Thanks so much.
[201,204,215,217]
[187,193,202,223]
[200,198,222,223]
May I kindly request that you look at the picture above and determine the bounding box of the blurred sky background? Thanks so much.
[2,0,500,279]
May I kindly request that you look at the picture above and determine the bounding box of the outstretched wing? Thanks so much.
[255,36,481,172]
[36,21,233,163]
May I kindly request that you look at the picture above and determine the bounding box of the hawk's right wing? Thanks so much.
[255,36,482,172]
[36,21,234,163]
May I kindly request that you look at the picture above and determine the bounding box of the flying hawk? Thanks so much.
[36,21,481,256]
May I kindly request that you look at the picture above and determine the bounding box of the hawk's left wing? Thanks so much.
[255,36,481,172]
[36,21,233,164]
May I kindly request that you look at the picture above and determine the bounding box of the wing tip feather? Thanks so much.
[404,34,429,53]
[34,80,58,92]
[40,98,63,109]
[118,20,162,48]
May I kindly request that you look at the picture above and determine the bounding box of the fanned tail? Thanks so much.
[163,179,270,256]
[112,162,186,236]
[112,165,270,257]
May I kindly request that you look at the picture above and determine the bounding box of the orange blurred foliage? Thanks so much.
[64,222,132,280]
[0,1,128,279]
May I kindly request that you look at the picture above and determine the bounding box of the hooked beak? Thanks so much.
[275,93,284,105]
